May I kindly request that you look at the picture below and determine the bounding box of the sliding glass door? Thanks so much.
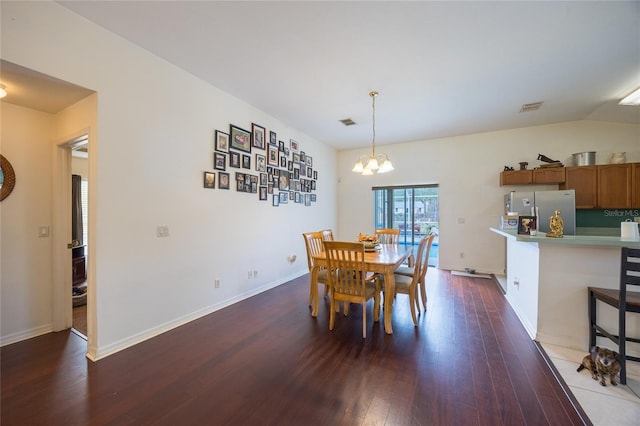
[373,185,439,266]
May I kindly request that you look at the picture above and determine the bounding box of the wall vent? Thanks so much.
[520,101,544,112]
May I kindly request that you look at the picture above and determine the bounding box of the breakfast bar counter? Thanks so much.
[490,227,640,357]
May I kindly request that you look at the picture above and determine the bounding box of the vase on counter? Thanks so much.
[608,152,626,164]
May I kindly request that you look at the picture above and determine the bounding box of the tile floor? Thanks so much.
[541,343,640,425]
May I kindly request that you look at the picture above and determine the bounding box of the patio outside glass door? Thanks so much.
[373,185,439,266]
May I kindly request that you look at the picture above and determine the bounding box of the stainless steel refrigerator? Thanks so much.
[504,190,576,235]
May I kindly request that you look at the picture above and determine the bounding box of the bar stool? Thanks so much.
[588,247,640,384]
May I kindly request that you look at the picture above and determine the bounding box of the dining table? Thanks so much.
[310,243,413,334]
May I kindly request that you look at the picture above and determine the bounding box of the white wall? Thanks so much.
[1,103,55,341]
[1,2,338,358]
[338,120,640,274]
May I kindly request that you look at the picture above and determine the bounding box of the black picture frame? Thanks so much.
[218,172,230,190]
[269,131,277,145]
[255,154,266,172]
[252,123,266,150]
[229,124,251,153]
[259,186,267,200]
[267,145,279,167]
[214,152,226,171]
[229,151,241,168]
[279,170,290,190]
[280,192,288,204]
[215,130,229,153]
[203,171,215,188]
[518,216,536,235]
[278,140,285,152]
[242,154,251,169]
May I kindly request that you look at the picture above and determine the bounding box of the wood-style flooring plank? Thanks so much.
[1,269,588,425]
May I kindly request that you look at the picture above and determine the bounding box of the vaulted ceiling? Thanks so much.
[3,1,639,150]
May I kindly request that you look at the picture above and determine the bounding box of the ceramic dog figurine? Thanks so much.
[576,346,621,386]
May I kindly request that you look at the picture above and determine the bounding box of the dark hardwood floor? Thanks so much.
[1,269,589,425]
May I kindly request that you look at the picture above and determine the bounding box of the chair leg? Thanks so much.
[420,279,427,311]
[588,289,596,348]
[362,302,367,338]
[329,296,336,331]
[619,299,627,385]
[409,289,418,326]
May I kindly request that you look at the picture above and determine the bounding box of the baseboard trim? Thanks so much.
[90,271,306,361]
[0,324,54,347]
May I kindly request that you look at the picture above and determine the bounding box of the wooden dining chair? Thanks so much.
[393,233,435,315]
[375,228,400,245]
[323,241,380,338]
[588,247,640,385]
[302,231,330,307]
[384,234,433,326]
[321,229,334,241]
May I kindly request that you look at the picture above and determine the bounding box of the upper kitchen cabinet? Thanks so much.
[597,164,632,209]
[500,170,532,185]
[500,168,565,186]
[533,167,565,184]
[561,166,597,209]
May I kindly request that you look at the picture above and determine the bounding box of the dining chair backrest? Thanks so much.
[416,234,435,283]
[323,241,368,296]
[302,231,325,272]
[375,228,400,245]
[321,229,334,241]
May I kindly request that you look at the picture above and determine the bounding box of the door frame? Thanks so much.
[52,128,94,356]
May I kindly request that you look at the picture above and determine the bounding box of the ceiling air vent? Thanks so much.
[520,101,544,112]
[339,118,357,126]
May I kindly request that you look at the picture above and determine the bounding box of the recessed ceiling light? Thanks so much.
[520,101,544,112]
[339,118,357,126]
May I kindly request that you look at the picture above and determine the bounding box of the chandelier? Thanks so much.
[352,91,394,175]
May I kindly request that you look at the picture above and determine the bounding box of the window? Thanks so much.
[373,184,439,266]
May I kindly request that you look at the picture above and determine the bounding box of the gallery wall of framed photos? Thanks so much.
[204,122,318,207]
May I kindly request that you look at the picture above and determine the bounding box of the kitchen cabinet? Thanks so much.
[500,168,565,186]
[560,166,597,209]
[500,170,532,186]
[533,167,565,184]
[597,164,632,209]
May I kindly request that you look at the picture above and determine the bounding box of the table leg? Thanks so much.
[383,270,395,334]
[310,266,319,317]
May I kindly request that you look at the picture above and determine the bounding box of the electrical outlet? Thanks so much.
[214,279,220,288]
[156,225,169,237]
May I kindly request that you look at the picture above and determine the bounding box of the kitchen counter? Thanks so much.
[490,227,640,248]
[490,227,640,356]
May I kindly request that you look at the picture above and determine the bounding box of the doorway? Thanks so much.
[71,138,89,337]
[373,184,439,266]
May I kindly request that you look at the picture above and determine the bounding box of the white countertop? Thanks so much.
[490,227,640,248]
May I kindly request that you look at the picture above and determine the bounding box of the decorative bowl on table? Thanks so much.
[357,233,380,251]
